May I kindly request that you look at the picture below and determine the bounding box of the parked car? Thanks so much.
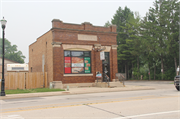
[174,75,180,91]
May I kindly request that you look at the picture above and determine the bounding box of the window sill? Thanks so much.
[63,74,93,76]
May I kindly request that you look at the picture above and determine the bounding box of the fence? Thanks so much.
[0,72,47,90]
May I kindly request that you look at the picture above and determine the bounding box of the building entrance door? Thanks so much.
[102,52,110,82]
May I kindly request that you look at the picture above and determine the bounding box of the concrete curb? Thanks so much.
[0,86,155,100]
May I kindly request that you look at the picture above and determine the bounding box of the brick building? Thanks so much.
[29,19,118,85]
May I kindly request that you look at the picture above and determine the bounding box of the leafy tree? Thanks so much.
[0,38,25,63]
[139,0,179,80]
[104,21,111,27]
[110,6,134,79]
[104,0,180,80]
[163,0,179,75]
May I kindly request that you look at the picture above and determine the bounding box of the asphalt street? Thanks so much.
[0,81,180,119]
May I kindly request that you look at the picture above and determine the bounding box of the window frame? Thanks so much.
[64,51,91,74]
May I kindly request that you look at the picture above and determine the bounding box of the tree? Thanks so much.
[163,0,179,75]
[0,38,25,63]
[139,0,179,80]
[111,6,134,79]
[104,21,111,27]
[127,12,142,79]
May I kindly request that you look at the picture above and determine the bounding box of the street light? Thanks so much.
[0,17,7,96]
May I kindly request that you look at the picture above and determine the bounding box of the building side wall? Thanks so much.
[29,31,53,85]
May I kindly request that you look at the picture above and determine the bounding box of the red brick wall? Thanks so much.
[52,19,115,33]
[51,20,117,83]
[53,46,96,83]
[30,19,118,84]
[112,49,118,79]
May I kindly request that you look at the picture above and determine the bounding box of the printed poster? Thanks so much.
[84,57,91,73]
[72,67,84,73]
[72,57,84,67]
[65,67,71,73]
[65,57,71,73]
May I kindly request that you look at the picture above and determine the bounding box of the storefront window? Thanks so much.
[102,52,109,64]
[64,51,91,74]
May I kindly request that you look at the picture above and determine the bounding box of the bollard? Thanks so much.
[67,85,69,91]
[49,82,53,89]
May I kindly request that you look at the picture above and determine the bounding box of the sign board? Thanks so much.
[78,34,97,41]
[177,68,179,72]
[100,51,105,60]
[104,71,108,73]
[96,73,102,78]
[116,73,121,77]
[161,69,163,72]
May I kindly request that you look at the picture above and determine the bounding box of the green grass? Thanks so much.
[1,88,65,94]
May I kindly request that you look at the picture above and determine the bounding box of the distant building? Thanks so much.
[7,64,28,72]
[0,57,19,73]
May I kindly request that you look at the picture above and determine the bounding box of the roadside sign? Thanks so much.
[100,51,105,60]
[96,73,102,78]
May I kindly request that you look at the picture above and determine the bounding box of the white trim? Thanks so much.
[64,74,93,76]
[112,45,118,49]
[101,46,111,52]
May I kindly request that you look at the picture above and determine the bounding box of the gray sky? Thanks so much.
[0,0,154,63]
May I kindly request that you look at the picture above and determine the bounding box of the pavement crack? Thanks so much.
[85,105,127,118]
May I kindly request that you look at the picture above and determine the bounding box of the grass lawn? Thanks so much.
[2,88,65,94]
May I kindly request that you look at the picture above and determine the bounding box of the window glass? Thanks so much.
[71,51,83,56]
[12,67,24,70]
[64,51,91,74]
[64,51,71,56]
[103,52,109,64]
[72,57,84,67]
[84,52,90,57]
[72,68,84,73]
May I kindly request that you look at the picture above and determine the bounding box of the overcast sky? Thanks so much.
[0,0,155,63]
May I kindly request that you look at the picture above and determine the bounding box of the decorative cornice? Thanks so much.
[52,42,62,47]
[82,22,92,25]
[109,25,117,27]
[112,45,118,49]
[101,46,111,52]
[51,19,62,22]
[94,44,101,48]
[52,42,62,45]
[53,45,61,48]
[51,28,118,35]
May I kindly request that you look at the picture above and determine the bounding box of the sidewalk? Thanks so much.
[0,85,154,100]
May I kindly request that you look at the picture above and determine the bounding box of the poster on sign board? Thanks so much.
[84,57,91,73]
[100,51,105,60]
[64,57,71,73]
